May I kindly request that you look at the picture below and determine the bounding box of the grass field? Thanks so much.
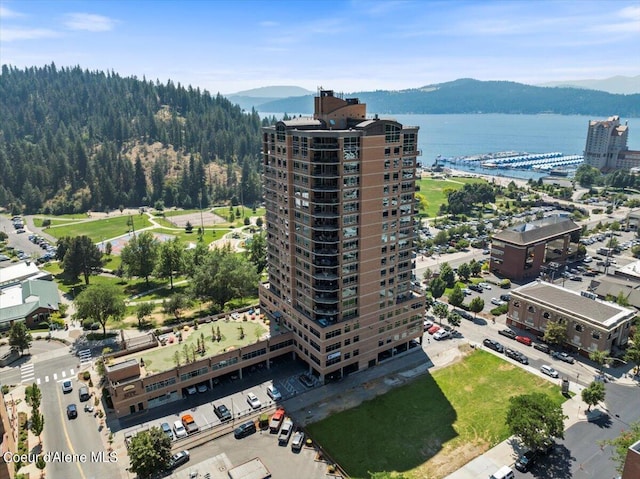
[307,349,565,479]
[417,176,487,218]
[44,215,154,242]
[136,319,267,373]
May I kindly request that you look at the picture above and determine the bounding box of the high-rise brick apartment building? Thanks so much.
[259,89,425,382]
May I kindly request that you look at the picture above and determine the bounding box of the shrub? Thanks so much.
[36,321,50,330]
[83,371,91,381]
[1,385,9,395]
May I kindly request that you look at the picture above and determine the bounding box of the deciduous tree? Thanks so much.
[457,263,471,282]
[439,262,456,288]
[9,322,32,355]
[589,350,608,373]
[581,381,606,411]
[136,302,154,328]
[624,341,640,375]
[75,284,125,338]
[120,231,159,286]
[448,285,464,308]
[429,277,446,301]
[469,297,484,317]
[128,427,172,479]
[506,393,566,452]
[543,321,567,348]
[156,237,186,289]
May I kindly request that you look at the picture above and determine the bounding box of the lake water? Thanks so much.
[261,112,640,179]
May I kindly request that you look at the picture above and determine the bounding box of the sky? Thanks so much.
[1,0,639,95]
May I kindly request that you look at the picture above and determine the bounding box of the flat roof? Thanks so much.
[228,457,270,479]
[105,358,139,372]
[492,215,580,246]
[513,281,635,328]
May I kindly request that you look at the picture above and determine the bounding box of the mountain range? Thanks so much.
[228,78,640,117]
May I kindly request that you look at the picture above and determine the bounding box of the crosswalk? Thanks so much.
[20,364,76,385]
[20,364,35,383]
[78,349,92,364]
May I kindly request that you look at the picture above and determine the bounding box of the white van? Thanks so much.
[489,465,514,479]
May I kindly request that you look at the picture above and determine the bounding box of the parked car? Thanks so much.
[505,348,529,365]
[491,298,506,306]
[478,282,492,290]
[246,392,262,409]
[552,351,575,364]
[61,380,73,393]
[433,329,451,341]
[533,343,550,354]
[462,288,472,296]
[168,450,190,470]
[515,336,532,346]
[160,422,174,440]
[234,420,257,439]
[185,385,197,395]
[423,319,434,331]
[483,338,504,353]
[173,420,188,439]
[469,284,483,293]
[213,404,232,422]
[196,383,208,393]
[540,365,559,378]
[515,449,540,472]
[427,324,441,335]
[267,384,282,401]
[499,294,511,302]
[298,374,315,388]
[269,407,286,433]
[291,430,305,452]
[181,414,199,434]
[278,418,294,446]
[498,329,517,340]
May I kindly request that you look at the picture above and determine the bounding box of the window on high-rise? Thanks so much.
[385,124,400,143]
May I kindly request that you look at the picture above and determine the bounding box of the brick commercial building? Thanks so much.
[507,281,635,355]
[259,89,425,382]
[490,215,581,281]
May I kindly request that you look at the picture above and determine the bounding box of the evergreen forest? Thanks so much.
[0,64,268,214]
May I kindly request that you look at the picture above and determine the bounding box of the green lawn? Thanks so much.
[136,319,267,373]
[417,176,487,217]
[45,215,154,242]
[308,349,565,479]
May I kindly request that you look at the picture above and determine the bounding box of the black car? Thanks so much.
[533,342,550,354]
[168,450,190,470]
[499,293,511,302]
[66,404,78,419]
[214,404,232,422]
[234,420,257,439]
[483,338,504,353]
[515,449,540,472]
[469,284,483,293]
[498,329,517,340]
[505,349,529,365]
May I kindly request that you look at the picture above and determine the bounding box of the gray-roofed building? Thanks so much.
[0,279,60,329]
[508,281,635,355]
[490,215,581,281]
